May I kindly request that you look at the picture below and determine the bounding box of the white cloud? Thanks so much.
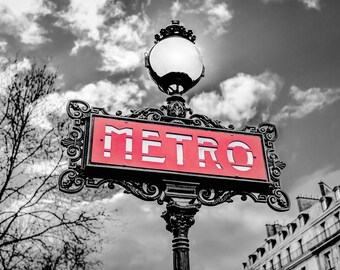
[260,0,321,10]
[170,0,182,19]
[204,0,233,37]
[299,0,320,10]
[0,0,54,45]
[96,15,150,73]
[30,78,146,129]
[57,0,149,74]
[170,0,233,38]
[0,39,7,52]
[0,58,32,95]
[189,71,283,127]
[57,0,111,42]
[272,86,340,122]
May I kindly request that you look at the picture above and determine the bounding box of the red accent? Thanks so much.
[90,117,269,181]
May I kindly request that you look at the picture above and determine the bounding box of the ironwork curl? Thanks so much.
[66,100,110,120]
[59,169,85,193]
[267,149,286,183]
[258,123,278,148]
[61,126,83,163]
[189,114,234,130]
[127,108,165,121]
[267,188,290,212]
[67,100,91,120]
[112,180,165,204]
[197,188,235,206]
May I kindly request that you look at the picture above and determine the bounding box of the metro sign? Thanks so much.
[59,100,289,211]
[85,115,270,190]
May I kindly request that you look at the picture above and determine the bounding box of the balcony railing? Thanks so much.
[307,221,340,250]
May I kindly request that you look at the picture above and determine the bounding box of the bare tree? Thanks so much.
[0,58,108,269]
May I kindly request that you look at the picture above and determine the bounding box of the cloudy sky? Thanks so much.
[1,0,340,269]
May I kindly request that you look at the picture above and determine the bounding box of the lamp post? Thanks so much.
[144,21,206,269]
[59,19,290,270]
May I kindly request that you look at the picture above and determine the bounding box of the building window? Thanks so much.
[299,216,304,227]
[269,259,274,270]
[288,222,297,234]
[320,196,332,211]
[249,254,257,265]
[279,230,288,241]
[277,254,282,268]
[287,247,291,263]
[257,247,265,258]
[298,213,309,226]
[301,267,306,270]
[298,239,304,255]
[267,239,276,250]
[335,212,339,223]
[324,251,333,270]
[322,199,327,210]
[320,222,327,239]
[335,187,340,200]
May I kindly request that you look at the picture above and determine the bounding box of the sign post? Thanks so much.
[59,21,290,270]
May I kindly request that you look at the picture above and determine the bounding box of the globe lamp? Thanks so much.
[145,20,205,96]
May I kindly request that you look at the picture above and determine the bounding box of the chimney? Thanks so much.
[296,196,318,212]
[274,223,282,234]
[266,224,276,237]
[319,181,332,196]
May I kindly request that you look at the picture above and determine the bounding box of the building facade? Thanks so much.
[243,182,340,270]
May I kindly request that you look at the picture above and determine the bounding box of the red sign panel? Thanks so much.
[88,116,269,182]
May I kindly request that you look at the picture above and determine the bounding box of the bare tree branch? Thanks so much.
[0,57,110,269]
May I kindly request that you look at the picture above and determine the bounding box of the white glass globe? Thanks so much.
[147,36,204,95]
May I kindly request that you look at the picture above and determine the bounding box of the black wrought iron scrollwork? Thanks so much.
[154,20,196,44]
[59,100,111,193]
[109,180,166,204]
[67,100,91,121]
[190,114,234,130]
[59,169,85,193]
[256,123,287,187]
[67,100,109,122]
[127,107,164,121]
[61,126,83,166]
[267,188,290,212]
[197,188,235,206]
[197,188,269,207]
[267,150,286,184]
[257,123,278,148]
[161,95,192,118]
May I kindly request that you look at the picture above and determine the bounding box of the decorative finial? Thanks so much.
[154,20,196,44]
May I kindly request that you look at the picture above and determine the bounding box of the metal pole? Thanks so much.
[162,201,200,270]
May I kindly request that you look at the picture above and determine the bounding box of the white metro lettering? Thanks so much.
[165,133,193,165]
[227,141,254,172]
[102,125,255,172]
[104,126,133,159]
[142,130,165,163]
[198,136,222,169]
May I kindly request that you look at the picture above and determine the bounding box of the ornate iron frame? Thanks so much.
[59,97,290,212]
